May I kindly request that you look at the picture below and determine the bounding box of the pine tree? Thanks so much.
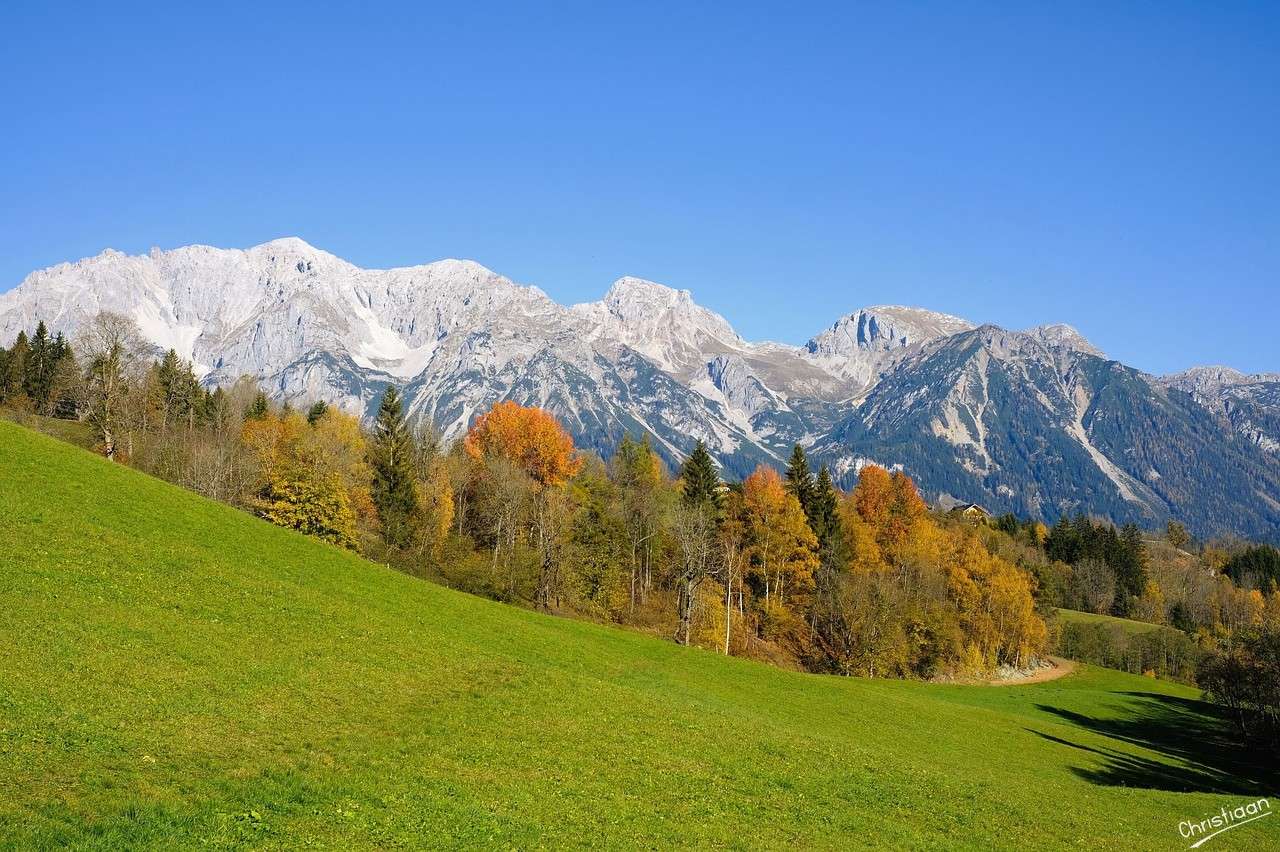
[784,444,816,527]
[246,390,269,420]
[679,440,720,508]
[810,464,839,546]
[155,349,198,429]
[24,321,54,407]
[306,400,329,425]
[1116,522,1148,603]
[2,330,29,403]
[370,385,418,547]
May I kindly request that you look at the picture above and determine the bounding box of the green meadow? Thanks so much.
[1,420,1276,849]
[1056,607,1170,635]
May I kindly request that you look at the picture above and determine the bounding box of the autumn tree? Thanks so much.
[742,465,818,608]
[464,400,582,488]
[465,400,582,608]
[407,422,454,567]
[239,405,375,549]
[826,465,1046,676]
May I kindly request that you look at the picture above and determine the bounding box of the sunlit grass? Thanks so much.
[1,420,1275,849]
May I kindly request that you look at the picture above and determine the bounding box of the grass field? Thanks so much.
[1,419,1277,849]
[1055,607,1170,635]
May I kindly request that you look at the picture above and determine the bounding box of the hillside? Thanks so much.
[1,420,1277,849]
[1056,608,1168,635]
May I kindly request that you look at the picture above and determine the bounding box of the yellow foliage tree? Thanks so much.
[741,465,818,614]
[834,465,1047,674]
[240,411,363,549]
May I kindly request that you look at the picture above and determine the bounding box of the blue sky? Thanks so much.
[2,2,1277,374]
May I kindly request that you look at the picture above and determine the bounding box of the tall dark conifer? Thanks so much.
[24,321,53,406]
[785,444,816,526]
[2,331,29,402]
[246,391,269,420]
[679,440,720,508]
[306,400,329,425]
[370,385,418,546]
[810,464,839,546]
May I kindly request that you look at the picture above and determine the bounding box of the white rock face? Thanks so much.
[0,236,1258,478]
[1160,366,1280,455]
[1,240,985,448]
[805,305,976,391]
[7,237,1280,537]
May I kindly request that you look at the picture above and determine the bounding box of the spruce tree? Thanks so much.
[811,464,839,546]
[784,444,815,524]
[155,349,197,428]
[306,400,329,425]
[24,321,53,407]
[3,331,29,402]
[370,385,418,547]
[246,390,269,420]
[679,440,720,508]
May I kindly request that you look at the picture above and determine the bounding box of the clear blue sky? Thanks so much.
[3,2,1277,375]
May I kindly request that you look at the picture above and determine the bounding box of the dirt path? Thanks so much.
[987,656,1077,686]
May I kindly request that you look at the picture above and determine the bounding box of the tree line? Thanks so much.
[2,313,1051,680]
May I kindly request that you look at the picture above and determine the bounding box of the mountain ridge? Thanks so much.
[3,238,1278,540]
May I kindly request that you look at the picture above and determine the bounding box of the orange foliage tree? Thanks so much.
[464,400,582,609]
[464,400,582,487]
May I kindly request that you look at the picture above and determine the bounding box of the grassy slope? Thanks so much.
[1,420,1276,850]
[1056,608,1169,635]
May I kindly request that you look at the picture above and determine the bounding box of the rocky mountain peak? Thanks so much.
[1025,323,1104,357]
[806,305,974,358]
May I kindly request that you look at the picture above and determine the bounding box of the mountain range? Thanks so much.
[3,238,1278,541]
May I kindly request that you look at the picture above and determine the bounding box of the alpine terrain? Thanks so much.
[3,238,1278,540]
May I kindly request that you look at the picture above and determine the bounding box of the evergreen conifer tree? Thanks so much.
[370,385,419,546]
[3,331,30,403]
[206,387,230,430]
[784,443,816,525]
[810,464,839,545]
[306,400,329,425]
[24,321,54,407]
[679,440,720,508]
[246,391,269,420]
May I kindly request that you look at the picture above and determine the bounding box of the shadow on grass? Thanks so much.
[1027,691,1278,794]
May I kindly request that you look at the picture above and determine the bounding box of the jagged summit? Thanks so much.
[3,238,1277,539]
[603,275,690,302]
